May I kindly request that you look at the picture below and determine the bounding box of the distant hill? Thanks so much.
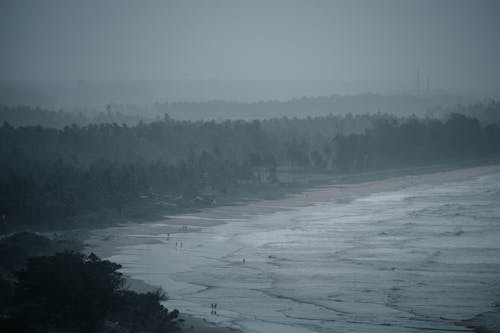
[0,93,483,128]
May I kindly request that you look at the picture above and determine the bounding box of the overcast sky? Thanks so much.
[1,0,499,96]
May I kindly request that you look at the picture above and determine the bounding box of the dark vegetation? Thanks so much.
[431,100,500,126]
[133,93,474,121]
[0,104,147,128]
[0,100,499,333]
[0,232,178,333]
[0,94,486,127]
[1,107,500,231]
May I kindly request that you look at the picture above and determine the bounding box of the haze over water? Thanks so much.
[109,172,500,333]
[2,1,500,332]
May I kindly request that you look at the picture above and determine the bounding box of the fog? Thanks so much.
[2,2,500,333]
[1,0,500,106]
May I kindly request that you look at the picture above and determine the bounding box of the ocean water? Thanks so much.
[109,172,500,333]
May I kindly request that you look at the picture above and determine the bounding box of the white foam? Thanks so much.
[109,171,500,332]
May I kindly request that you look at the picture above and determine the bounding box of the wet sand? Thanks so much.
[86,163,500,259]
[84,163,500,333]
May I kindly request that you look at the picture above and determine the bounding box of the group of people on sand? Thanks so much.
[167,230,190,249]
[167,232,185,248]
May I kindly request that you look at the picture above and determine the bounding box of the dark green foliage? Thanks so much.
[0,94,474,126]
[432,100,500,126]
[0,235,178,332]
[1,111,500,230]
[0,277,15,311]
[0,232,81,271]
[332,114,500,172]
[0,105,145,128]
[0,119,274,229]
[12,252,123,332]
[1,251,178,333]
[109,289,178,332]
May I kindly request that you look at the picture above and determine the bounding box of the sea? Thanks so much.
[109,171,500,333]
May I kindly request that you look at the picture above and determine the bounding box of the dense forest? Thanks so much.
[0,232,179,332]
[1,109,499,231]
[3,94,496,127]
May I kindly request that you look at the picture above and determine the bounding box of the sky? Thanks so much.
[1,0,500,101]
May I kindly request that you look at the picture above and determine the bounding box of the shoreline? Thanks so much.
[83,163,500,332]
[85,162,500,260]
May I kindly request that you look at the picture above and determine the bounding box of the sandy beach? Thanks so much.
[84,163,500,333]
[86,163,500,259]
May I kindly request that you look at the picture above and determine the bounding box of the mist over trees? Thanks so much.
[1,109,499,231]
[0,93,484,128]
[1,1,499,332]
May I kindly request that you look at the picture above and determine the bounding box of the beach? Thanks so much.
[85,164,500,332]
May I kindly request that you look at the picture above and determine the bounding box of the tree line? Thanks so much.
[1,93,486,127]
[1,112,499,230]
[0,232,179,333]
